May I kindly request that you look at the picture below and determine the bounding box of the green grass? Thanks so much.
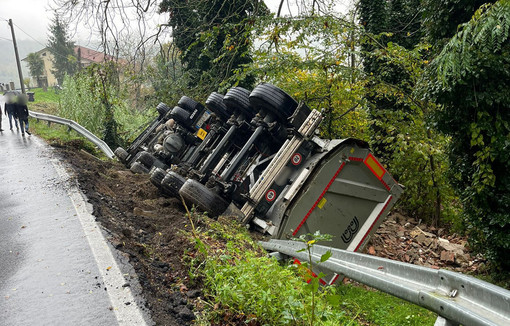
[338,284,437,325]
[30,118,102,156]
[28,88,61,104]
[185,215,438,325]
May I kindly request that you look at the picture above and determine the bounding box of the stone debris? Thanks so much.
[364,212,486,273]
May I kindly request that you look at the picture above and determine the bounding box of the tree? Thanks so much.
[358,0,423,160]
[426,0,510,271]
[47,14,77,85]
[159,0,269,91]
[357,0,456,227]
[422,0,495,52]
[26,52,44,88]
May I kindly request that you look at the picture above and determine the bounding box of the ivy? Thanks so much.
[427,0,510,272]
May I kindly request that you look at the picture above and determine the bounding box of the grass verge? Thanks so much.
[184,212,437,325]
[29,88,61,104]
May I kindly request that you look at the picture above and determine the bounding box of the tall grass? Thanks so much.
[58,71,152,144]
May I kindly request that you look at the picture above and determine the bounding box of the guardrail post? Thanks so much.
[434,316,459,326]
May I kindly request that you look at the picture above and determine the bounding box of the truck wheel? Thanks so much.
[130,162,149,174]
[206,92,230,122]
[179,179,229,217]
[156,102,171,116]
[150,167,166,188]
[114,147,129,162]
[224,87,254,119]
[249,83,298,121]
[161,171,186,197]
[178,96,204,113]
[171,106,191,126]
[135,151,156,168]
[152,159,169,171]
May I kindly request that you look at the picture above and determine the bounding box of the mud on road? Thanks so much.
[58,146,197,326]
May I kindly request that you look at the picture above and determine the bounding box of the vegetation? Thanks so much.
[59,63,152,148]
[26,53,44,88]
[183,211,435,325]
[425,0,510,271]
[159,0,269,92]
[31,88,61,104]
[48,0,508,287]
[47,13,77,85]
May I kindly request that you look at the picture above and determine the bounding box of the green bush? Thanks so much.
[59,64,152,147]
[202,254,350,325]
[186,216,436,325]
[427,0,510,272]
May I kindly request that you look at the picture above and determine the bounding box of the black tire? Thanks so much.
[130,162,149,174]
[156,102,171,116]
[161,171,186,197]
[205,92,230,122]
[150,167,166,188]
[114,147,129,162]
[249,83,298,121]
[170,106,191,127]
[178,96,204,114]
[223,87,254,119]
[134,151,156,168]
[179,179,229,217]
[152,159,169,171]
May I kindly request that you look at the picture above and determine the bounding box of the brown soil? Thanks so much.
[58,147,196,326]
[52,144,490,325]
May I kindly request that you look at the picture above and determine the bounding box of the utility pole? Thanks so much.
[8,19,26,94]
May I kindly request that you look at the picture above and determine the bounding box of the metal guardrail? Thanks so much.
[261,239,510,326]
[29,110,115,158]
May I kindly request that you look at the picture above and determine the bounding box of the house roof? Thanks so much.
[22,45,118,63]
[74,46,116,63]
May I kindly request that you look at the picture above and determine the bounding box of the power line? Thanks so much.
[12,22,46,48]
[0,36,12,41]
[12,21,77,61]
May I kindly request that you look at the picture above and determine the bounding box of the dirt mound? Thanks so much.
[59,149,195,326]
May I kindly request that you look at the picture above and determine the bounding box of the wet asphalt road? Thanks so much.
[0,110,150,325]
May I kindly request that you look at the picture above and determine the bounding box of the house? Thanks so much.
[22,46,117,88]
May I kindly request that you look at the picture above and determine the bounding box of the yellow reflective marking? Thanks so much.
[365,154,385,179]
[197,128,207,140]
[318,197,327,209]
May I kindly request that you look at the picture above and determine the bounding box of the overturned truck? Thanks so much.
[116,83,403,263]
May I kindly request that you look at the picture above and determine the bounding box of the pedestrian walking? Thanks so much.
[4,93,18,131]
[15,94,30,136]
[0,95,3,132]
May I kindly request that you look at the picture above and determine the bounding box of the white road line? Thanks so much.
[50,156,150,326]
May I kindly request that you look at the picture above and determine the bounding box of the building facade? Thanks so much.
[22,46,116,88]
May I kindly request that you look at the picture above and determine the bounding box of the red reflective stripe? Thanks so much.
[293,259,327,285]
[380,178,391,191]
[292,162,346,236]
[354,196,393,252]
[348,156,363,162]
